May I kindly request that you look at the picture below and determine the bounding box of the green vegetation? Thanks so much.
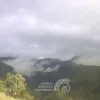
[0,73,73,100]
[1,65,100,100]
[0,92,21,100]
[0,73,34,100]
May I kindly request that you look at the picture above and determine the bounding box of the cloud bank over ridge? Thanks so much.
[0,0,100,64]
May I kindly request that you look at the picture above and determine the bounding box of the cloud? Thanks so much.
[3,57,60,77]
[0,0,100,63]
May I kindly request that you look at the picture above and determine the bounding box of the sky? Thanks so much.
[0,0,100,60]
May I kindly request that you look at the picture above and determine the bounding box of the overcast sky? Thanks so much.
[0,0,100,59]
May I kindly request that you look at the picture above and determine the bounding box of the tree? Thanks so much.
[0,80,6,92]
[4,73,34,100]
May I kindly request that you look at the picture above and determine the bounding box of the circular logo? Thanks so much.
[54,78,70,93]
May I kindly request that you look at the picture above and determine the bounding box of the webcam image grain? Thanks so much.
[0,0,100,100]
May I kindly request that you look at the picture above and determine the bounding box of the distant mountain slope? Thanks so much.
[0,56,100,99]
[0,61,14,78]
[26,63,100,100]
[0,56,16,61]
[1,57,66,77]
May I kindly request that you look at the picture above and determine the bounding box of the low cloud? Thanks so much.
[2,57,60,77]
[0,0,100,63]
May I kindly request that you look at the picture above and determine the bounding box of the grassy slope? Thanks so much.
[68,65,100,100]
[32,64,100,100]
[0,92,21,100]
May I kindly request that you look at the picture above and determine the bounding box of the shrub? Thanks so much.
[0,73,34,100]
